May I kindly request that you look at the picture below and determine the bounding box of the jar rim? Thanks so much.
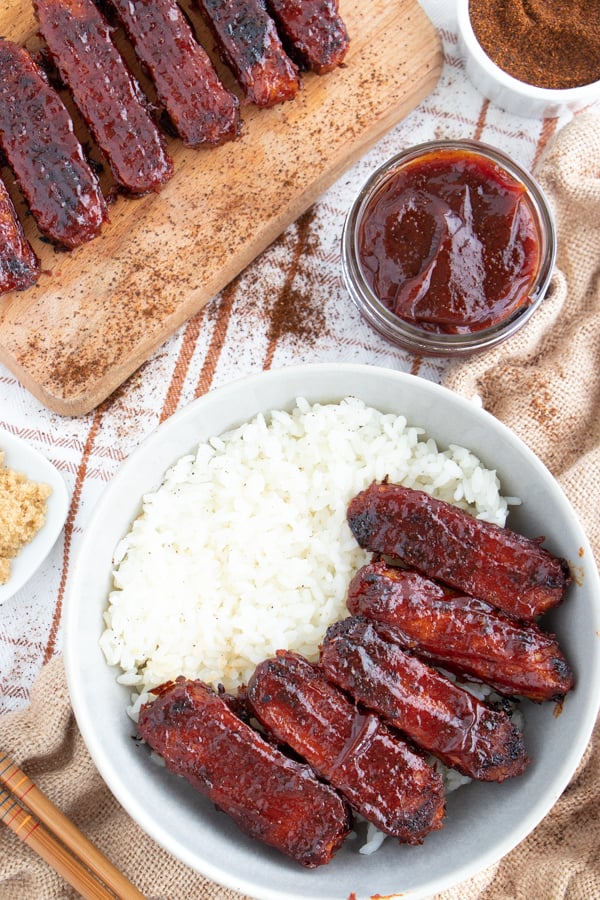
[341,138,557,357]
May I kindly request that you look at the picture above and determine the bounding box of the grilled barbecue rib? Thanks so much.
[320,616,529,782]
[33,0,174,195]
[195,0,300,107]
[0,177,40,292]
[266,0,349,74]
[247,651,445,845]
[347,561,574,702]
[106,0,240,147]
[347,481,571,620]
[0,38,107,250]
[137,678,351,867]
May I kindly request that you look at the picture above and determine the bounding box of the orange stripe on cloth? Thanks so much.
[160,307,207,423]
[533,117,559,169]
[194,282,238,400]
[473,98,490,141]
[43,407,104,664]
[410,356,423,376]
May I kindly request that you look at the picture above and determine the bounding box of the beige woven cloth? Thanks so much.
[1,112,599,899]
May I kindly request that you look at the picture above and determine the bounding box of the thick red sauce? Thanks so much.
[357,148,541,334]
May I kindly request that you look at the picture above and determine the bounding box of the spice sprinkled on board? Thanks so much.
[0,451,51,584]
[469,0,600,89]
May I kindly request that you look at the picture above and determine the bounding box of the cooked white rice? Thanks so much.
[100,396,515,706]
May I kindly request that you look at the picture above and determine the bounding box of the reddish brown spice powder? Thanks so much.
[469,0,600,89]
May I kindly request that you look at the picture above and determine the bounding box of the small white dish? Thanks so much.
[456,0,600,118]
[0,429,69,604]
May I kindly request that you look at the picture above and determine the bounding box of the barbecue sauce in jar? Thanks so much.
[356,146,542,335]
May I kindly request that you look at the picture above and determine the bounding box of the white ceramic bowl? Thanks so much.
[456,0,600,118]
[64,364,600,900]
[0,429,69,604]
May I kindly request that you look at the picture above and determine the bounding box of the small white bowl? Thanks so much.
[456,0,600,118]
[64,364,600,900]
[0,429,69,604]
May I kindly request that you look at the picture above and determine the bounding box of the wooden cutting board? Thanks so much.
[0,0,442,416]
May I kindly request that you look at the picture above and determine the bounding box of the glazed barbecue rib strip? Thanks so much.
[0,177,40,293]
[347,481,571,620]
[247,651,445,845]
[33,0,174,195]
[266,0,349,74]
[137,678,351,868]
[346,561,574,702]
[320,616,529,782]
[106,0,240,147]
[194,0,300,107]
[0,38,107,250]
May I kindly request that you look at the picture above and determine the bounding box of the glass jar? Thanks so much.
[341,139,556,357]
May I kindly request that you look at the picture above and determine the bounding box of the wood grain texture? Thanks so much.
[0,0,442,415]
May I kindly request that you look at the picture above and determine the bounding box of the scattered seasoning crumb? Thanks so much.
[0,451,52,584]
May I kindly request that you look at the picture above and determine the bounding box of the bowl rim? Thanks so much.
[456,0,600,102]
[63,363,600,900]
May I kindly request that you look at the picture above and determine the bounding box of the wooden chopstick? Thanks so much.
[0,752,145,899]
[0,786,118,899]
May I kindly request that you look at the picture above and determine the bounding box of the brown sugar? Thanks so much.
[0,451,51,584]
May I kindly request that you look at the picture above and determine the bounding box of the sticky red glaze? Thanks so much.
[0,177,40,292]
[195,0,300,107]
[33,0,173,194]
[107,0,240,147]
[247,650,445,844]
[357,148,542,333]
[0,38,107,249]
[346,561,574,702]
[266,0,349,74]
[137,678,351,867]
[321,615,529,781]
[347,481,571,620]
